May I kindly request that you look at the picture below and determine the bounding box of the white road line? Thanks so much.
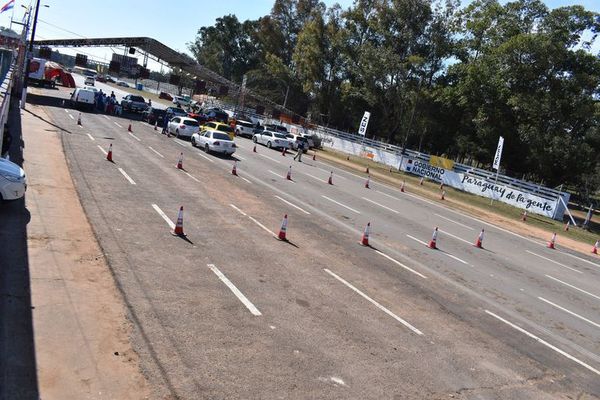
[268,170,283,179]
[405,234,468,265]
[438,229,472,246]
[174,139,187,147]
[86,133,95,141]
[362,197,399,214]
[526,251,583,274]
[68,114,74,120]
[114,121,122,128]
[230,204,247,216]
[434,214,475,230]
[545,275,600,302]
[64,109,69,114]
[78,125,83,129]
[274,195,310,215]
[559,251,600,269]
[235,155,246,160]
[304,172,325,182]
[97,145,107,156]
[485,309,600,376]
[321,195,361,214]
[538,297,600,329]
[196,151,215,163]
[374,250,427,279]
[151,204,175,230]
[103,115,110,120]
[148,146,164,158]
[184,171,200,183]
[376,190,400,201]
[240,177,252,184]
[248,216,277,238]
[208,264,262,316]
[128,131,141,141]
[324,268,423,335]
[259,153,282,164]
[117,168,136,185]
[406,234,428,246]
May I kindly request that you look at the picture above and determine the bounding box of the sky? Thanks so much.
[0,0,598,72]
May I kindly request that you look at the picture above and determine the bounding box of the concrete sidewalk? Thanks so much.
[0,97,149,399]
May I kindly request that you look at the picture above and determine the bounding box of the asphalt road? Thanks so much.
[29,75,600,399]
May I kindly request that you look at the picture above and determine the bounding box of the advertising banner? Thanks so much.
[493,136,504,171]
[429,155,455,170]
[358,111,370,136]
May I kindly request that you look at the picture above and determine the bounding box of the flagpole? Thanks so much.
[8,0,15,31]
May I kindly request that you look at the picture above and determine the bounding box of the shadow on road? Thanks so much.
[0,98,39,399]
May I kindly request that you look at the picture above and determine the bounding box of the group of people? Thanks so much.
[94,90,122,115]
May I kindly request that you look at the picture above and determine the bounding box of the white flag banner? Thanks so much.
[358,111,371,136]
[492,136,504,171]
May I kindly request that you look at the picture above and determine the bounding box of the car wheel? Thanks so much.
[204,144,210,153]
[252,136,257,143]
[191,137,196,147]
[267,141,272,149]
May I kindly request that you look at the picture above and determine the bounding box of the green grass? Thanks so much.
[318,147,600,246]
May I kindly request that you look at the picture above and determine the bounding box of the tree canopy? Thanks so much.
[188,0,600,197]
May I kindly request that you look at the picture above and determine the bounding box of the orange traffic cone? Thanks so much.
[364,176,370,189]
[77,113,82,125]
[547,232,557,249]
[232,161,238,176]
[475,229,484,248]
[328,171,333,185]
[440,190,446,200]
[286,166,292,180]
[400,180,405,192]
[440,182,445,191]
[521,211,527,221]
[365,166,369,174]
[419,177,424,185]
[312,153,316,161]
[592,240,599,255]
[253,145,257,153]
[564,221,570,231]
[154,121,158,131]
[361,222,371,246]
[172,206,185,236]
[346,156,350,161]
[128,123,132,132]
[281,147,286,156]
[428,227,438,249]
[278,214,288,241]
[106,144,113,162]
[176,153,183,169]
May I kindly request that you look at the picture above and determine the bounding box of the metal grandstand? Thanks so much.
[33,36,291,115]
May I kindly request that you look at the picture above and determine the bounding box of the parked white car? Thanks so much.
[0,157,27,201]
[84,76,95,86]
[234,120,255,138]
[167,117,200,138]
[286,133,309,152]
[252,130,290,150]
[191,130,237,155]
[69,88,95,111]
[173,95,191,107]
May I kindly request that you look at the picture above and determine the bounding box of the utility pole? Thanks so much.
[21,0,42,110]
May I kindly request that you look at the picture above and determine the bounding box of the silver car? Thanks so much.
[168,117,200,138]
[0,157,26,201]
[192,130,237,155]
[252,130,290,150]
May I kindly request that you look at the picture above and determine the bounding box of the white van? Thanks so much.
[0,157,26,201]
[70,88,96,111]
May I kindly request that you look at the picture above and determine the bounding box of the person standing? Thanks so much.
[293,139,305,162]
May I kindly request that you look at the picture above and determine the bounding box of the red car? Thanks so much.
[187,112,208,124]
[159,91,173,101]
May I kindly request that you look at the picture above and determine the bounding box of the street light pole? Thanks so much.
[21,0,42,110]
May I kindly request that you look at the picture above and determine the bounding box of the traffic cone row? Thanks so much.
[428,227,438,249]
[440,190,446,200]
[281,147,286,156]
[364,175,370,189]
[365,166,369,174]
[521,211,527,221]
[564,221,570,231]
[312,153,316,161]
[173,206,185,236]
[286,166,292,180]
[176,153,183,169]
[475,229,484,248]
[592,240,599,255]
[361,222,371,246]
[278,214,288,241]
[328,171,333,185]
[128,123,132,132]
[154,121,158,131]
[419,177,424,185]
[253,145,257,153]
[232,161,238,176]
[77,113,82,126]
[400,180,405,192]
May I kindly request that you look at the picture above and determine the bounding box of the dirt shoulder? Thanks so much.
[314,149,598,256]
[21,99,150,398]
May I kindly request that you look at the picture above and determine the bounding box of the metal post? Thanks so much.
[21,0,41,110]
[282,84,289,109]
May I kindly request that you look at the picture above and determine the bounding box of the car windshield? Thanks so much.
[217,125,233,133]
[212,132,231,140]
[238,121,253,127]
[183,120,199,127]
[274,133,287,139]
[171,108,187,115]
[130,96,145,102]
